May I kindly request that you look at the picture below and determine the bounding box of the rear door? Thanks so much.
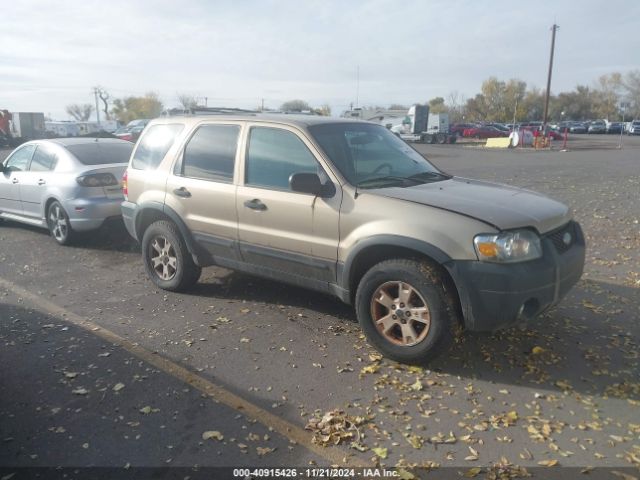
[164,122,242,261]
[0,144,35,215]
[19,143,59,219]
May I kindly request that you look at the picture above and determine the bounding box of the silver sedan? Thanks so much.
[0,137,134,245]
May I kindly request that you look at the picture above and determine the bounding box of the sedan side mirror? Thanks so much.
[289,172,334,197]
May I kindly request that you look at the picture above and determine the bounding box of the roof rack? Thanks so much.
[161,107,259,117]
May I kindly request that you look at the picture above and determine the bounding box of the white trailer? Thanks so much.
[10,112,46,140]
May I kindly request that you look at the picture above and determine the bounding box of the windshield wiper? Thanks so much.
[407,171,452,182]
[356,175,423,188]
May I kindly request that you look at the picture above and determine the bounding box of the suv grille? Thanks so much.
[546,222,576,254]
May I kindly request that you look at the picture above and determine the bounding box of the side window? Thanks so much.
[4,144,36,172]
[30,145,58,172]
[246,127,319,190]
[131,124,184,170]
[181,125,239,182]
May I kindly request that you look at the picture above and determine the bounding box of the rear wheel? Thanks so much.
[355,259,458,364]
[47,201,74,245]
[141,220,201,291]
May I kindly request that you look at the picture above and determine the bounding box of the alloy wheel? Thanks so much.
[370,281,431,347]
[149,236,177,281]
[48,204,68,243]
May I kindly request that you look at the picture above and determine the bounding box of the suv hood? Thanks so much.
[370,177,572,233]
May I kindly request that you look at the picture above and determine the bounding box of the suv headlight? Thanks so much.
[474,229,542,263]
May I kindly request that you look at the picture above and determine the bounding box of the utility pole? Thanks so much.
[356,65,360,109]
[93,87,100,127]
[542,24,559,133]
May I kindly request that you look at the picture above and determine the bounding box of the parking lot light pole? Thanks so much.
[542,24,559,134]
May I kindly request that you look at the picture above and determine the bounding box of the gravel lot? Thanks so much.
[1,135,638,477]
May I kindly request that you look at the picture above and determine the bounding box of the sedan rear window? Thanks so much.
[66,142,134,165]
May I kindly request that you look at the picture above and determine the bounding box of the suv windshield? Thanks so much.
[308,123,448,188]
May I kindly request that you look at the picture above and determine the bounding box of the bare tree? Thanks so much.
[97,87,111,120]
[66,103,94,121]
[177,93,198,110]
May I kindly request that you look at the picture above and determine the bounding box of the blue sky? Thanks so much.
[1,0,638,120]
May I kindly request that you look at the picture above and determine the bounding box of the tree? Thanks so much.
[590,73,623,120]
[95,86,111,120]
[280,100,310,112]
[314,104,332,116]
[447,91,467,123]
[622,70,640,118]
[177,93,198,110]
[427,97,447,114]
[111,92,163,123]
[66,103,94,121]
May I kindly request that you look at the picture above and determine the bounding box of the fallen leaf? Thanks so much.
[72,387,88,395]
[113,383,125,392]
[202,431,224,441]
[372,447,388,459]
[396,469,416,480]
[538,459,558,467]
[256,446,275,456]
[464,467,482,478]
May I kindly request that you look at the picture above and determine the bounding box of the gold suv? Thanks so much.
[121,113,585,363]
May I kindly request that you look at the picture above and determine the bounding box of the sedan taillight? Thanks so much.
[76,173,119,187]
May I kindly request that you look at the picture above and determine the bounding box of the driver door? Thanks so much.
[236,125,341,283]
[0,144,36,215]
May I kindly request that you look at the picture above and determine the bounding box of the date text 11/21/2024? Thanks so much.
[232,468,401,478]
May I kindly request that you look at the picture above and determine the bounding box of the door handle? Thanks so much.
[11,178,19,184]
[243,198,267,211]
[173,187,191,198]
[38,179,46,185]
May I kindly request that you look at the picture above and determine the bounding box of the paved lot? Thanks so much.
[1,136,639,477]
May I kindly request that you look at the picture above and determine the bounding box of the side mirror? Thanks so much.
[290,172,333,197]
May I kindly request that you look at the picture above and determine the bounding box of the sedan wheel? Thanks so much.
[47,201,73,245]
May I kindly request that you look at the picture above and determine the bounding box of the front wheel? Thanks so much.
[47,201,74,245]
[141,220,201,291]
[355,259,458,364]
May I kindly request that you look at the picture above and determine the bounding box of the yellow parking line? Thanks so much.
[0,277,365,467]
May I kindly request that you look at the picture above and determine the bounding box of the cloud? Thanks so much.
[1,0,638,119]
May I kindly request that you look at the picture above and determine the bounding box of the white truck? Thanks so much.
[388,105,456,144]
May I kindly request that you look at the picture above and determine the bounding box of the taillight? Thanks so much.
[76,173,119,187]
[122,170,128,200]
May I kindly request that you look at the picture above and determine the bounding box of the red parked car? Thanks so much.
[462,125,509,139]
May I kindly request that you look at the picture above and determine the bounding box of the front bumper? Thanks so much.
[446,221,585,331]
[63,196,124,232]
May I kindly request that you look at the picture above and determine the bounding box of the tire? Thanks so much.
[47,201,74,245]
[355,258,458,364]
[141,220,201,292]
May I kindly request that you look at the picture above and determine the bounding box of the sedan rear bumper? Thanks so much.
[63,196,124,231]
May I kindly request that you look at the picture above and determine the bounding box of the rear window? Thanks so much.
[65,142,134,166]
[131,124,184,170]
